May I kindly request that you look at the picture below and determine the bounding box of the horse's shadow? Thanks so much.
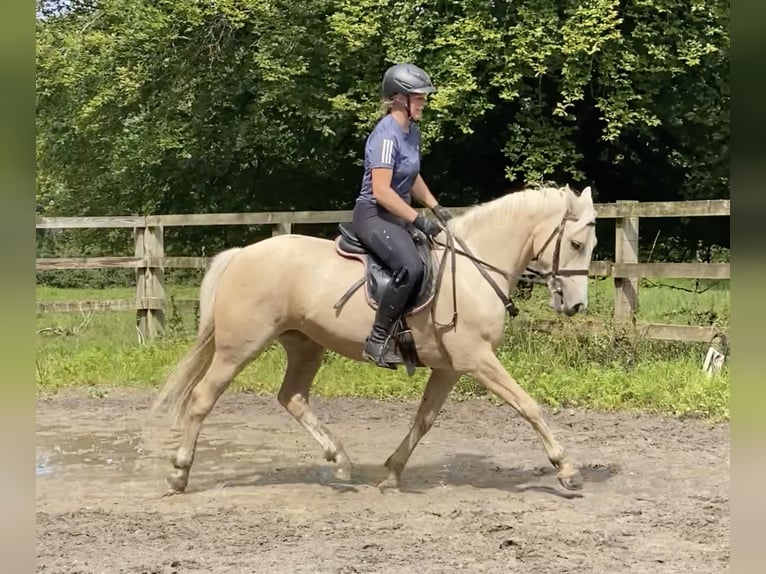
[188,452,618,500]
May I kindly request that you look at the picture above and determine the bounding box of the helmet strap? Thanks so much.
[392,93,413,119]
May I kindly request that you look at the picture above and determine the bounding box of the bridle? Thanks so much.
[429,213,593,329]
[523,215,594,297]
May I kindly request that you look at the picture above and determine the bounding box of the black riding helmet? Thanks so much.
[381,63,436,99]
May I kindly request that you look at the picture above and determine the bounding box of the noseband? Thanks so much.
[429,213,592,328]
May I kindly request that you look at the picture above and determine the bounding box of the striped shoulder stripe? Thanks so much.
[381,138,394,165]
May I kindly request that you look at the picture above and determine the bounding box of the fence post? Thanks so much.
[134,223,165,341]
[272,221,292,236]
[134,226,147,340]
[145,225,165,339]
[613,200,639,322]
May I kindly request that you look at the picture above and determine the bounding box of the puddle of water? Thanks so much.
[37,428,144,469]
[36,451,53,477]
[35,421,289,481]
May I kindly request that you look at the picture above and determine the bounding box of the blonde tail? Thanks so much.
[151,247,242,428]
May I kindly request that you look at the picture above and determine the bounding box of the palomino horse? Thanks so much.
[152,183,598,495]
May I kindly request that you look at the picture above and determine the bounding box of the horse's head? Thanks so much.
[528,186,598,316]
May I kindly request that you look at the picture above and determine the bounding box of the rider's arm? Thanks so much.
[410,174,438,209]
[367,133,420,223]
[371,168,420,223]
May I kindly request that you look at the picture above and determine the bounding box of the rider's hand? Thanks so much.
[431,204,453,224]
[413,214,441,238]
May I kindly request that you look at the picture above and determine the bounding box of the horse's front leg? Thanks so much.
[469,350,583,490]
[377,368,460,490]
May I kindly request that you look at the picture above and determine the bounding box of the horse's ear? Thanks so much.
[580,186,592,201]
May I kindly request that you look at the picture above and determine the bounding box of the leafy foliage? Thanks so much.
[36,0,729,256]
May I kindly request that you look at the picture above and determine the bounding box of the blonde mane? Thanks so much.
[447,184,578,237]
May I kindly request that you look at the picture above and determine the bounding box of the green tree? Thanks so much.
[36,0,729,260]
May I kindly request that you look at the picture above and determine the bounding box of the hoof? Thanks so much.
[165,474,189,495]
[557,469,583,491]
[163,480,186,497]
[333,463,352,482]
[162,486,184,497]
[376,473,402,492]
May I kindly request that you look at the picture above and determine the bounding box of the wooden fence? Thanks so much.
[36,199,730,343]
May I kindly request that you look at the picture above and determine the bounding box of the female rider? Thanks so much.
[352,62,452,368]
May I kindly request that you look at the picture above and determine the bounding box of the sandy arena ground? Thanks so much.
[36,389,729,573]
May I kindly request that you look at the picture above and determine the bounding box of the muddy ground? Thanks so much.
[36,389,729,573]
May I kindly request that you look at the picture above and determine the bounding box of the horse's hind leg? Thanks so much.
[166,341,268,495]
[277,331,352,481]
[378,368,460,490]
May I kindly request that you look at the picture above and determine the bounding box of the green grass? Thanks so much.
[35,278,730,421]
[36,284,202,301]
[518,276,729,328]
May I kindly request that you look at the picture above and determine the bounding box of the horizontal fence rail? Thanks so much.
[34,199,730,229]
[36,199,730,343]
[33,257,732,280]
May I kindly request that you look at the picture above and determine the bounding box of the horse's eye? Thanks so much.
[570,240,583,250]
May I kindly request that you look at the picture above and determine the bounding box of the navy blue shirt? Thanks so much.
[357,113,422,206]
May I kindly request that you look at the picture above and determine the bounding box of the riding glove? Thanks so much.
[431,204,453,224]
[413,214,441,237]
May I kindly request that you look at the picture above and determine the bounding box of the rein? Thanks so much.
[430,229,519,330]
[428,213,589,329]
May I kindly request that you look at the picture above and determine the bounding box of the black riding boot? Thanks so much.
[362,274,412,369]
